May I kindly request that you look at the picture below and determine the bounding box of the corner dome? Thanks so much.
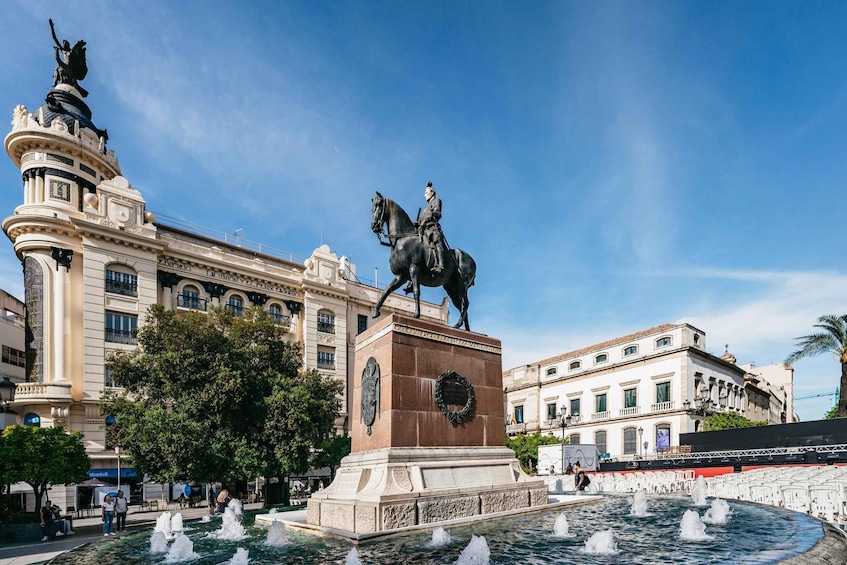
[33,87,108,145]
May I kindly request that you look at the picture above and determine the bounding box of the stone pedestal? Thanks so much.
[307,314,546,533]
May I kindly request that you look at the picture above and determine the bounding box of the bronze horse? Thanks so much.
[371,192,476,330]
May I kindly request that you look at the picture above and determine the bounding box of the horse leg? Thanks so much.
[408,265,421,318]
[446,284,466,329]
[372,274,408,318]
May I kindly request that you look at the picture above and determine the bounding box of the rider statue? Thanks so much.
[49,19,89,97]
[418,181,449,273]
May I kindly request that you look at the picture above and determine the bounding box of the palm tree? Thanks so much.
[785,314,847,418]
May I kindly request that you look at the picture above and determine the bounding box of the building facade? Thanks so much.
[2,73,447,510]
[503,323,783,467]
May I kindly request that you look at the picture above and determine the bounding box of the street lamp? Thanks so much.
[557,407,572,474]
[637,426,644,457]
[105,415,123,495]
[0,376,17,415]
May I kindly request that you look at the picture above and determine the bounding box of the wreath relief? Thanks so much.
[434,371,475,426]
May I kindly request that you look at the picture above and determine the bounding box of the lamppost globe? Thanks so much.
[0,375,17,410]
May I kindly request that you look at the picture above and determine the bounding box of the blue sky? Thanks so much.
[1,2,846,421]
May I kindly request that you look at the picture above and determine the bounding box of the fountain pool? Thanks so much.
[50,495,823,564]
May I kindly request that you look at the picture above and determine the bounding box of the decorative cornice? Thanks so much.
[245,291,268,306]
[355,321,501,354]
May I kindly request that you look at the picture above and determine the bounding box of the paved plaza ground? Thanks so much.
[0,502,266,565]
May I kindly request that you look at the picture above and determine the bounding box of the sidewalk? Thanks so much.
[0,502,265,565]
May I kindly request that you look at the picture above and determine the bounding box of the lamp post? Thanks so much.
[115,445,122,496]
[0,376,17,419]
[557,407,572,474]
[683,382,715,430]
[105,415,122,494]
[638,426,644,457]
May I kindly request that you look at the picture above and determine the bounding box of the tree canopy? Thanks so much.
[0,425,90,515]
[824,405,839,420]
[785,314,847,418]
[310,434,351,482]
[506,433,561,473]
[103,305,343,485]
[703,411,767,431]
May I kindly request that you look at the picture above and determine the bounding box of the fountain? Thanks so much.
[690,476,708,506]
[346,547,361,565]
[582,529,618,554]
[265,520,289,546]
[702,498,733,525]
[227,547,250,564]
[171,512,184,533]
[428,526,453,547]
[552,513,575,538]
[154,511,174,539]
[229,498,244,517]
[679,509,714,541]
[164,532,199,562]
[630,489,651,517]
[48,495,827,564]
[149,531,168,553]
[211,506,247,540]
[455,535,490,565]
[200,515,211,523]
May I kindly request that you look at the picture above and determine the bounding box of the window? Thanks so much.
[226,296,244,317]
[595,430,607,456]
[569,398,580,416]
[513,405,524,424]
[2,345,25,368]
[624,388,637,408]
[357,314,368,335]
[179,286,206,311]
[546,402,557,421]
[656,382,671,403]
[47,153,73,166]
[105,269,138,297]
[595,393,607,413]
[49,179,71,201]
[623,345,638,357]
[656,424,671,452]
[317,311,335,334]
[569,361,581,370]
[546,367,557,377]
[317,349,335,370]
[693,334,700,346]
[23,413,41,427]
[269,304,288,325]
[623,427,637,454]
[594,353,608,365]
[105,367,114,387]
[105,312,137,344]
[80,163,96,177]
[568,433,580,445]
[655,336,672,348]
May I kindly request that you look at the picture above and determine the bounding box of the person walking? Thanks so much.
[114,490,128,532]
[102,494,115,536]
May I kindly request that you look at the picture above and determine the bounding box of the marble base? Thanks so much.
[307,446,547,533]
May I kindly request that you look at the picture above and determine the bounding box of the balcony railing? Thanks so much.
[591,410,611,421]
[105,328,137,345]
[105,280,138,297]
[177,295,208,311]
[317,321,335,334]
[506,423,526,434]
[225,304,244,317]
[317,359,335,370]
[651,401,675,412]
[620,406,640,417]
[270,312,290,326]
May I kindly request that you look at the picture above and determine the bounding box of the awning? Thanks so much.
[87,468,137,479]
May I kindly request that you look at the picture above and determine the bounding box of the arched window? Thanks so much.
[623,345,638,357]
[227,295,244,317]
[105,264,138,297]
[568,433,580,445]
[546,367,557,377]
[23,412,41,427]
[594,353,608,365]
[569,361,581,370]
[623,427,637,455]
[179,284,206,311]
[268,303,288,325]
[655,336,672,348]
[595,430,607,455]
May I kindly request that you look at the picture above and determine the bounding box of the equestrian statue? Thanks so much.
[371,181,476,331]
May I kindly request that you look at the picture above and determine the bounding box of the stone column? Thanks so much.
[157,271,182,310]
[35,172,45,202]
[50,247,73,383]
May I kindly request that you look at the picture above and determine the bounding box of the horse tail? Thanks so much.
[454,249,476,288]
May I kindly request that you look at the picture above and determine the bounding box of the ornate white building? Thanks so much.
[503,323,785,464]
[2,73,447,509]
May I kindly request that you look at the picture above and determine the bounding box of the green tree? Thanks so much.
[103,305,342,486]
[310,434,351,482]
[824,405,839,419]
[0,426,89,516]
[506,433,561,473]
[703,411,767,431]
[785,314,847,418]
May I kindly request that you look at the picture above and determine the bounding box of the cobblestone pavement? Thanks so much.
[0,502,266,565]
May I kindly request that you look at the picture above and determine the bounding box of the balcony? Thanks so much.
[270,312,290,326]
[177,295,208,311]
[105,280,138,297]
[225,304,244,317]
[651,401,675,412]
[591,411,611,421]
[11,381,72,404]
[105,329,136,345]
[317,321,335,334]
[506,423,526,434]
[620,406,640,417]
